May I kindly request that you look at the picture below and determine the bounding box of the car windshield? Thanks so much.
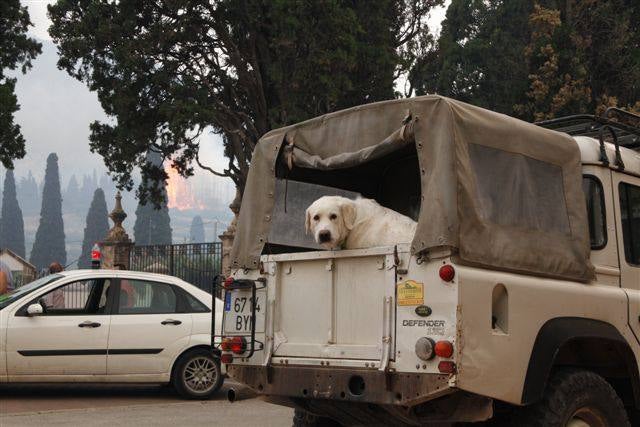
[0,274,62,310]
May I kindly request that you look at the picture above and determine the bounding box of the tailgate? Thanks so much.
[271,248,397,360]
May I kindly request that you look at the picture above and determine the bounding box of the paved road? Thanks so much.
[0,382,293,426]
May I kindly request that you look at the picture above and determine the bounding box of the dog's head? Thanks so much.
[305,196,357,249]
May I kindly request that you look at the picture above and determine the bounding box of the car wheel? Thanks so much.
[172,348,223,399]
[513,369,630,427]
[292,409,342,427]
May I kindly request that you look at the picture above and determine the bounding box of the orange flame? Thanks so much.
[165,165,205,211]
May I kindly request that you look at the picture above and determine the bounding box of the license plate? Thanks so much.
[224,291,265,333]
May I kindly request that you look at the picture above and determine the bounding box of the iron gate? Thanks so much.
[129,242,222,294]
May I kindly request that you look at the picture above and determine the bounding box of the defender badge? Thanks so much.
[415,305,432,317]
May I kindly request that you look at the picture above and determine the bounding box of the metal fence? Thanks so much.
[129,242,223,294]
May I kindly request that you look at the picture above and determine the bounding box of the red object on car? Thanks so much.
[435,340,454,358]
[439,265,455,282]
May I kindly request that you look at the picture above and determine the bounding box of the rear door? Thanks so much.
[6,278,112,376]
[614,175,640,342]
[106,278,192,375]
[272,250,395,360]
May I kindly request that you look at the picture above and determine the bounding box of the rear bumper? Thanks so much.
[226,364,452,406]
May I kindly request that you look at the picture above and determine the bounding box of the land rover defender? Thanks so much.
[215,96,640,426]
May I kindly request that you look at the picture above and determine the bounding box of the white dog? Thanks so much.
[305,196,417,250]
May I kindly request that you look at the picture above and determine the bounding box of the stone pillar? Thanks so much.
[219,188,241,276]
[101,191,134,270]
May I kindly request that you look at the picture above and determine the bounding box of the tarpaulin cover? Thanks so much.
[230,95,594,282]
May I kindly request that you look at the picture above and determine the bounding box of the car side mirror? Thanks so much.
[26,303,43,316]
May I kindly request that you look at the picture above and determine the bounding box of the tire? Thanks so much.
[513,369,630,427]
[172,348,223,399]
[292,409,342,427]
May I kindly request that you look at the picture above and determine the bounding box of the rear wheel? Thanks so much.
[292,409,342,427]
[513,370,629,427]
[172,348,223,399]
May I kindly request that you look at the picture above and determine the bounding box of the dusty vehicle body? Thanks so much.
[216,96,640,425]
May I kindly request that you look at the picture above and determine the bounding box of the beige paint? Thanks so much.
[455,146,640,404]
[581,165,620,286]
[612,171,640,346]
[455,266,637,403]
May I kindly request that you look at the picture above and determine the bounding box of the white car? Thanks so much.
[0,269,224,399]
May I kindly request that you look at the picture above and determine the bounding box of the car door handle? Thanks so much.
[161,319,182,325]
[78,321,101,328]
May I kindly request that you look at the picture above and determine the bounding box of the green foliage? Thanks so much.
[134,199,173,246]
[30,153,67,270]
[0,169,25,258]
[410,0,533,115]
[48,0,441,206]
[189,215,205,243]
[133,151,172,245]
[0,0,42,169]
[412,0,640,120]
[78,188,109,268]
[570,0,640,114]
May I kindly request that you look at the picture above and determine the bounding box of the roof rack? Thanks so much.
[535,107,640,151]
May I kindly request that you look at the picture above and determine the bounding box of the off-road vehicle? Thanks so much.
[215,96,640,426]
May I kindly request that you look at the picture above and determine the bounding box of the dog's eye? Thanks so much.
[313,215,320,221]
[329,214,337,220]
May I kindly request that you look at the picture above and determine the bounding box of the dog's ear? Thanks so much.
[341,201,356,230]
[305,208,311,235]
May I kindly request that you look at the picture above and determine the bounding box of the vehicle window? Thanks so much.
[118,280,177,314]
[0,275,61,310]
[468,143,570,234]
[582,176,607,249]
[619,182,640,266]
[39,279,111,315]
[183,291,209,313]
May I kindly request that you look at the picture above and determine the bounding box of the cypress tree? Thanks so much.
[189,215,205,243]
[17,171,39,215]
[410,0,533,117]
[30,153,66,269]
[78,188,110,268]
[133,151,172,245]
[65,174,80,211]
[0,169,25,258]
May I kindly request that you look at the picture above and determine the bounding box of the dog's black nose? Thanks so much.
[318,230,332,243]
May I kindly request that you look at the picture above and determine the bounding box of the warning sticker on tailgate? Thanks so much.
[397,280,424,306]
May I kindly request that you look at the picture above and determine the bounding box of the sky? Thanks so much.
[12,0,449,184]
[12,0,227,183]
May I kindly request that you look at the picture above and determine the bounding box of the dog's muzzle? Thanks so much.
[318,230,332,243]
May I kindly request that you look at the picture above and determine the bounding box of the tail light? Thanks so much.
[439,265,455,282]
[223,276,234,289]
[221,336,247,354]
[434,340,454,358]
[438,361,456,374]
[230,336,247,354]
[220,353,233,364]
